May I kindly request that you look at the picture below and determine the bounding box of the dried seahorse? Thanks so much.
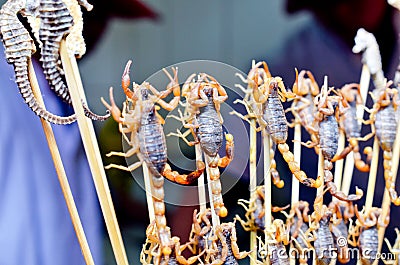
[0,0,76,124]
[38,0,109,121]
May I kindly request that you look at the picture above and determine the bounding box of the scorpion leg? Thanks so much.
[217,133,234,168]
[277,143,323,188]
[105,160,142,172]
[162,161,205,185]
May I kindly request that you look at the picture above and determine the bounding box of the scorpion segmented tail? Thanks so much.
[208,162,228,218]
[39,0,110,121]
[0,0,76,125]
[151,175,172,256]
[278,143,322,188]
[383,151,400,205]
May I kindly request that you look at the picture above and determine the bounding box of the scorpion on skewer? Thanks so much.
[140,221,204,265]
[0,0,76,124]
[348,206,389,265]
[287,69,320,154]
[328,200,354,264]
[169,73,234,217]
[232,61,283,188]
[101,61,205,259]
[186,209,252,265]
[331,83,372,172]
[251,62,323,189]
[362,85,400,205]
[257,219,290,265]
[313,84,363,201]
[236,185,289,232]
[307,196,336,265]
[282,200,313,265]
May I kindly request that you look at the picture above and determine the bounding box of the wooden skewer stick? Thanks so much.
[263,130,272,233]
[291,121,301,205]
[333,130,346,194]
[204,154,220,227]
[143,164,155,222]
[364,138,380,211]
[60,40,129,265]
[28,60,95,265]
[341,65,370,195]
[249,118,258,265]
[195,144,207,213]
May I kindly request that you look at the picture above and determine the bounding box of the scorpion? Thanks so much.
[313,84,363,201]
[251,62,323,189]
[331,83,371,172]
[282,200,313,265]
[170,73,234,217]
[236,185,289,232]
[232,61,283,188]
[257,219,290,265]
[307,196,336,265]
[362,85,400,205]
[140,221,204,265]
[286,69,320,154]
[328,200,354,264]
[185,209,251,265]
[36,0,109,121]
[0,0,77,124]
[101,61,205,258]
[348,206,390,265]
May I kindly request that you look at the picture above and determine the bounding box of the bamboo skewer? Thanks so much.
[249,119,258,265]
[196,144,207,213]
[341,65,370,195]
[28,61,95,265]
[263,131,272,232]
[364,139,380,211]
[60,40,129,265]
[291,122,301,205]
[333,130,346,193]
[143,164,155,222]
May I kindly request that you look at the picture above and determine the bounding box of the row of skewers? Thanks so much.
[1,0,400,264]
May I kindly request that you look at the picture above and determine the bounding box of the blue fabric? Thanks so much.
[0,46,103,265]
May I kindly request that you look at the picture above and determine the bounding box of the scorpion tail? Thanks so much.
[278,143,323,188]
[270,146,284,188]
[383,151,400,206]
[162,161,205,185]
[325,159,363,201]
[208,165,227,217]
[352,140,370,172]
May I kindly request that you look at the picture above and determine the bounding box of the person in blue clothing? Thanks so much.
[0,0,155,264]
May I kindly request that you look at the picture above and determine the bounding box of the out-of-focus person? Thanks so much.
[0,0,155,264]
